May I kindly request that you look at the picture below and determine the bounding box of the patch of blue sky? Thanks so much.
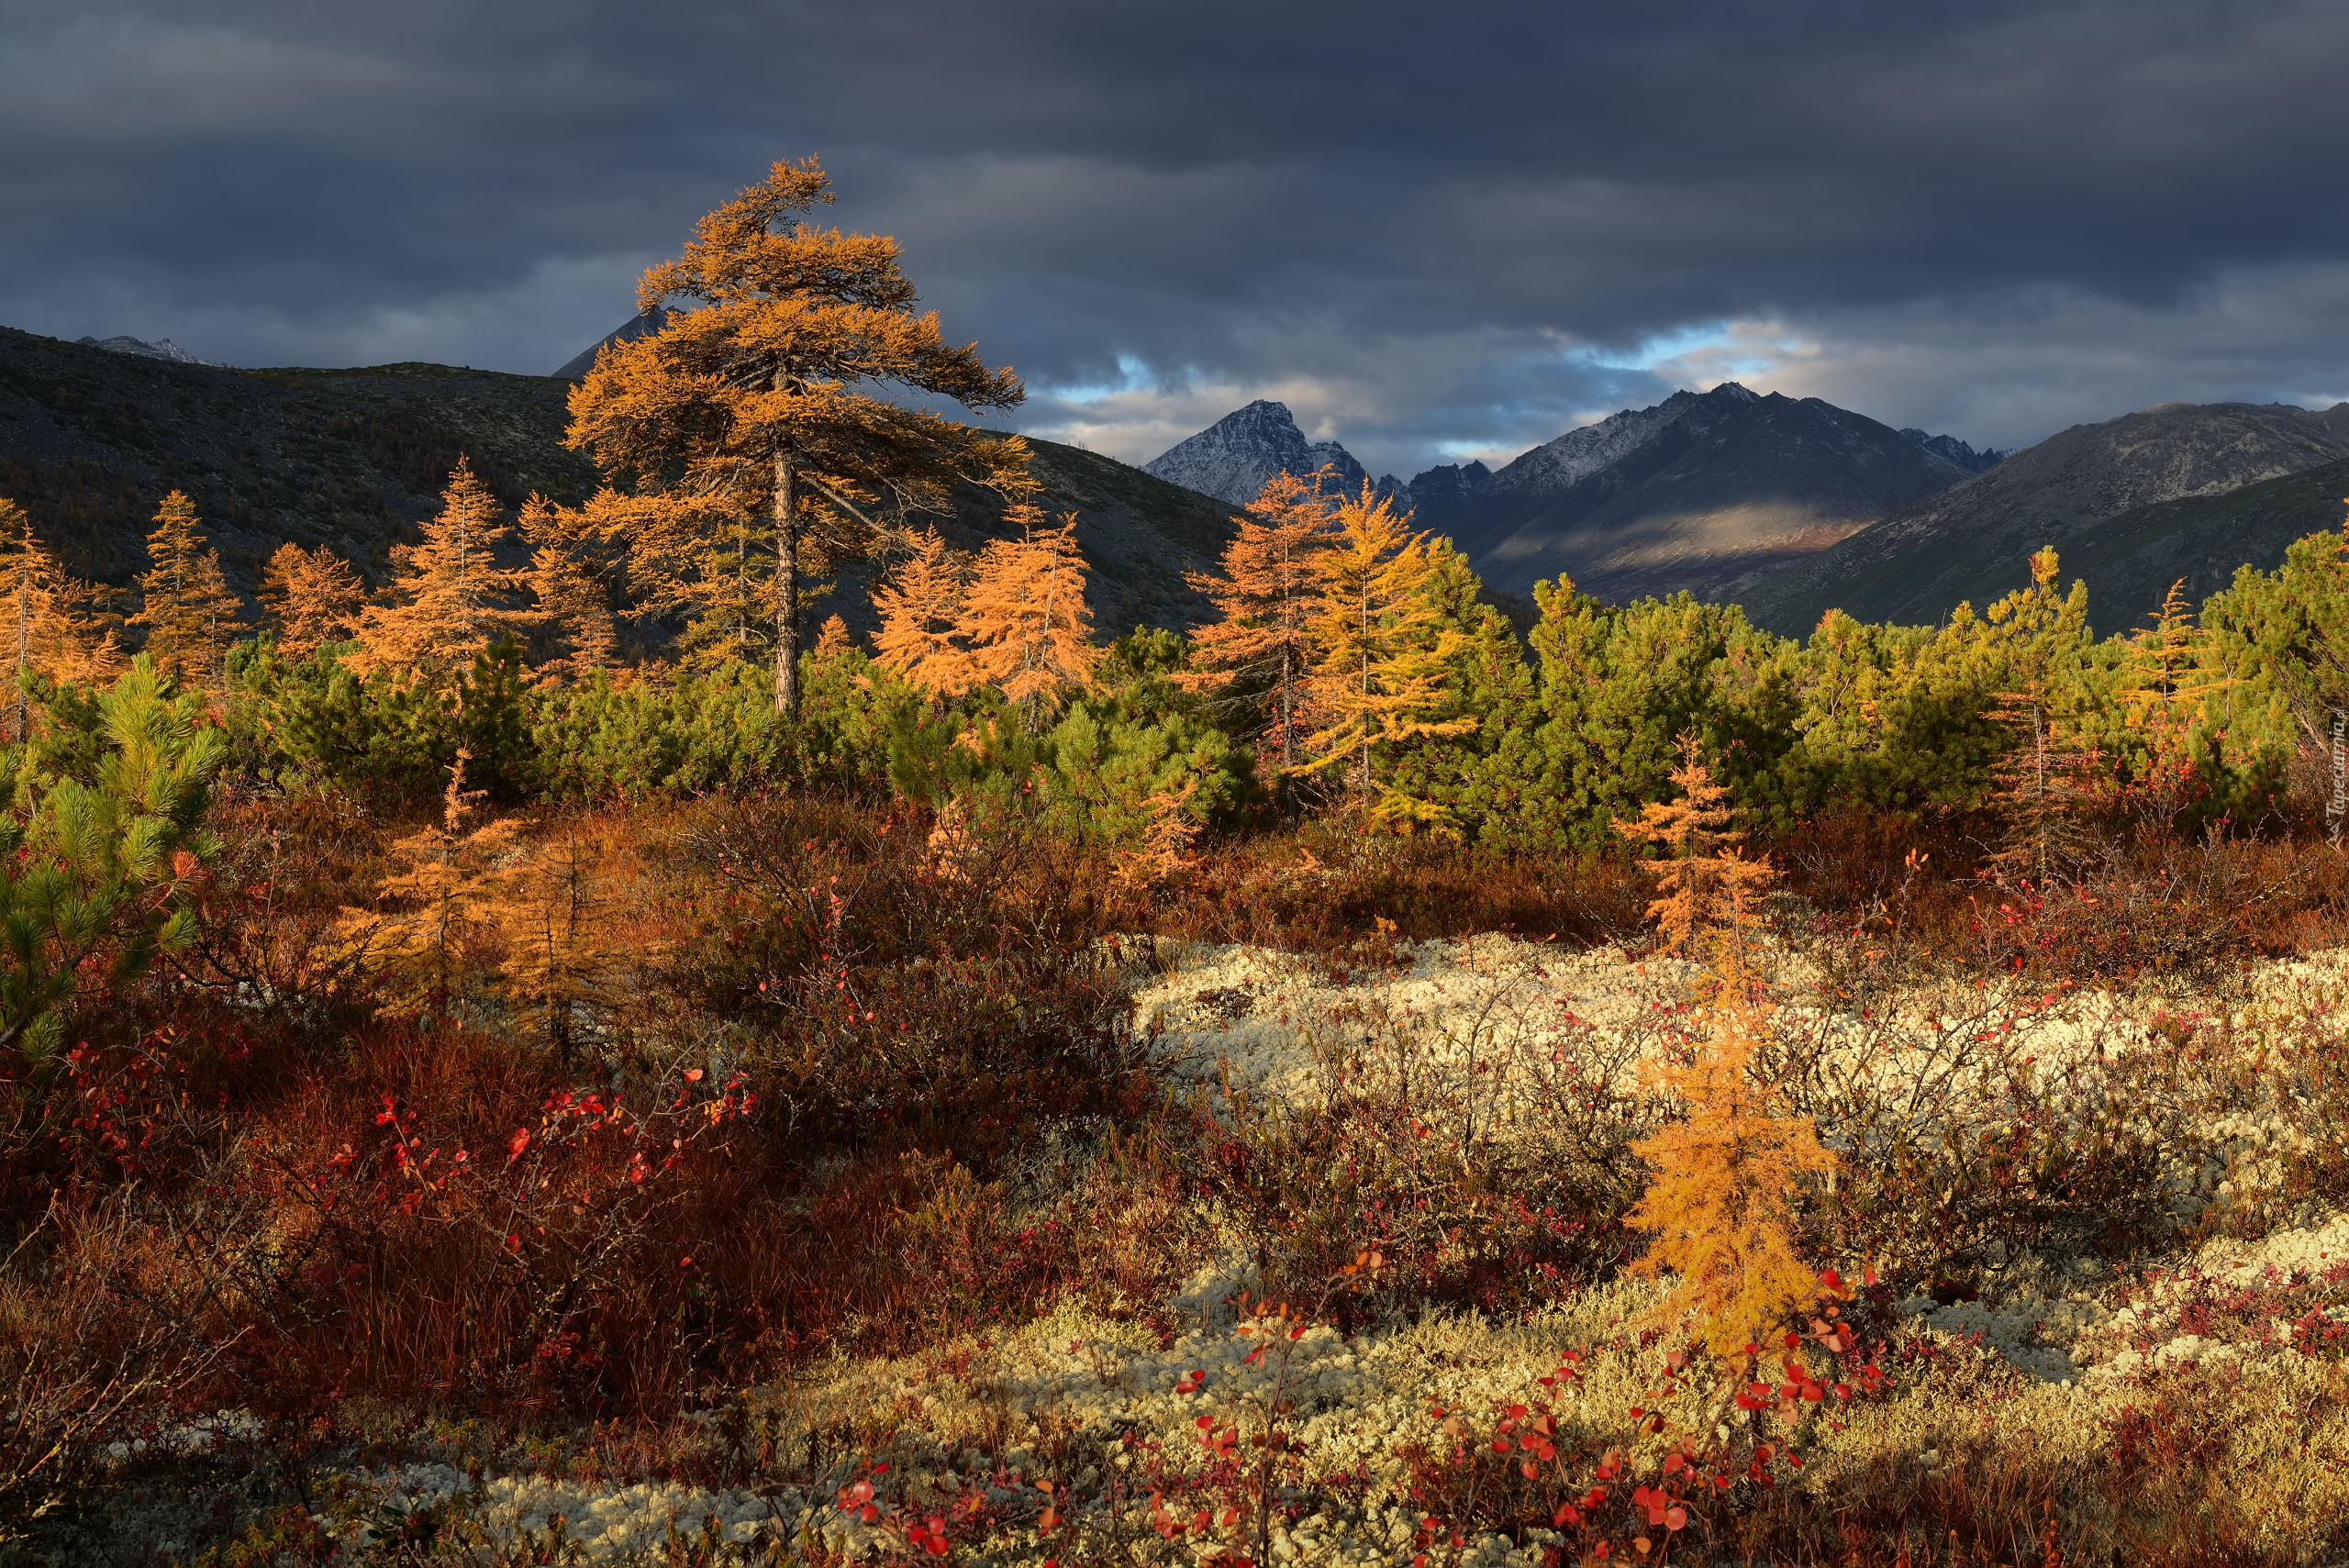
[1036,353,1157,404]
[1567,322,1732,373]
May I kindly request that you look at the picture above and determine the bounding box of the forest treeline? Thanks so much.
[4,441,2345,872]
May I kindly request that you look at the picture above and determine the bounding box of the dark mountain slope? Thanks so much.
[552,307,677,381]
[1738,400,2349,637]
[0,325,596,595]
[2027,457,2349,631]
[1429,384,1973,604]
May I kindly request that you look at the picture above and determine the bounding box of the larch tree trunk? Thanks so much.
[14,577,29,746]
[774,446,800,718]
[1278,639,1296,828]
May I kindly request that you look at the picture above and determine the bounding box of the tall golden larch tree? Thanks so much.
[959,505,1096,728]
[351,458,528,679]
[565,157,1029,717]
[1179,468,1335,820]
[1978,549,2097,879]
[258,541,367,662]
[128,490,244,688]
[494,817,631,1062]
[872,528,972,697]
[673,506,774,673]
[1297,484,1474,823]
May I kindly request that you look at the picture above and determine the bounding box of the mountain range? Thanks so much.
[1418,384,1987,604]
[1147,385,1998,606]
[1143,385,2349,631]
[1141,400,1414,509]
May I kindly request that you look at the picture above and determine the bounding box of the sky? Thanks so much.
[6,0,2348,480]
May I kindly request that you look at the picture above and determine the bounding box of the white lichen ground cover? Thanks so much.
[186,940,2349,1562]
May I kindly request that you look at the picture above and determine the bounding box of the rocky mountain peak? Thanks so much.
[1899,428,2006,473]
[1404,460,1491,511]
[553,306,680,380]
[1438,384,1979,603]
[1477,389,1709,499]
[1143,400,1408,509]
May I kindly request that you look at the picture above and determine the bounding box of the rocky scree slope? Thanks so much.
[76,333,219,367]
[1740,399,2349,638]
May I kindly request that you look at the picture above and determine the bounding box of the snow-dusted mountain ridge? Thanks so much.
[76,335,217,367]
[1477,385,1736,498]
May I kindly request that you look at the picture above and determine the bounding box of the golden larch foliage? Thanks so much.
[1110,777,1203,895]
[1297,483,1474,824]
[351,458,528,680]
[532,487,767,677]
[1180,469,1334,816]
[492,816,632,1062]
[1612,733,1776,960]
[0,496,123,738]
[2120,576,2231,817]
[128,490,244,688]
[343,751,525,1008]
[1977,547,2098,879]
[1618,739,1837,1367]
[518,495,618,688]
[258,541,366,662]
[872,528,972,697]
[564,156,1028,717]
[811,614,852,658]
[672,503,774,673]
[958,504,1096,728]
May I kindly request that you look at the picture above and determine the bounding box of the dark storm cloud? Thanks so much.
[4,0,2345,470]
